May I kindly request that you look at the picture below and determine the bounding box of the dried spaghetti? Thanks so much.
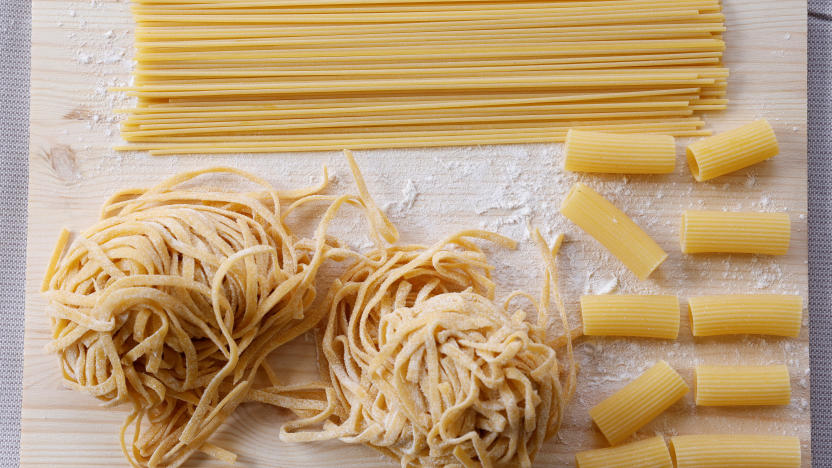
[116,0,727,154]
[42,157,396,467]
[275,229,577,467]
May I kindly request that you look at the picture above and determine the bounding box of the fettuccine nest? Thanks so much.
[280,230,576,468]
[42,159,396,468]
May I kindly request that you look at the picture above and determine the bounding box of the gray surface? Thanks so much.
[0,1,828,467]
[809,2,831,466]
[0,0,29,466]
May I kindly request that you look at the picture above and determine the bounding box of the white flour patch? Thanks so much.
[384,179,419,218]
[751,258,784,290]
[583,270,619,295]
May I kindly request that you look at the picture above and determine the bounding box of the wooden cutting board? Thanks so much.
[22,0,809,466]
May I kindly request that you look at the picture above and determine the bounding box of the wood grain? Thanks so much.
[23,0,809,466]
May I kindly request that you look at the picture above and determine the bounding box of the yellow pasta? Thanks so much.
[695,365,791,406]
[589,360,689,445]
[575,436,673,468]
[116,0,728,153]
[688,294,803,337]
[561,183,668,280]
[40,151,406,467]
[670,434,801,468]
[581,295,680,339]
[40,158,402,467]
[680,210,790,255]
[686,119,779,181]
[564,129,676,174]
[273,228,577,467]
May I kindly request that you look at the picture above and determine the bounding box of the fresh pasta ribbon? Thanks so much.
[275,229,577,467]
[43,156,397,468]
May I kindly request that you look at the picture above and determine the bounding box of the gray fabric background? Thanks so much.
[809,2,831,466]
[0,1,827,466]
[0,0,29,466]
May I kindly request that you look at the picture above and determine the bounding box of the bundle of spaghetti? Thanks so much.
[116,0,728,154]
[268,228,577,467]
[41,155,398,467]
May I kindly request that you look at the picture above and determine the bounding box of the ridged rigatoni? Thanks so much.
[686,119,779,181]
[695,365,791,406]
[561,183,668,280]
[581,295,680,339]
[589,360,689,445]
[680,210,790,255]
[688,294,802,337]
[670,434,801,468]
[575,436,673,468]
[564,129,676,174]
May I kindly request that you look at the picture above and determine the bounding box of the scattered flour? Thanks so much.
[76,51,92,64]
[384,179,419,218]
[751,259,783,289]
[583,270,619,295]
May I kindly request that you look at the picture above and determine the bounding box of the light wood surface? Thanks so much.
[23,0,809,466]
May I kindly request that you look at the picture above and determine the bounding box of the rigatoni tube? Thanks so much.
[575,436,673,468]
[686,119,779,181]
[680,210,790,255]
[695,365,791,406]
[561,183,667,280]
[589,360,689,445]
[670,434,801,468]
[581,295,680,339]
[564,129,676,174]
[688,294,802,337]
